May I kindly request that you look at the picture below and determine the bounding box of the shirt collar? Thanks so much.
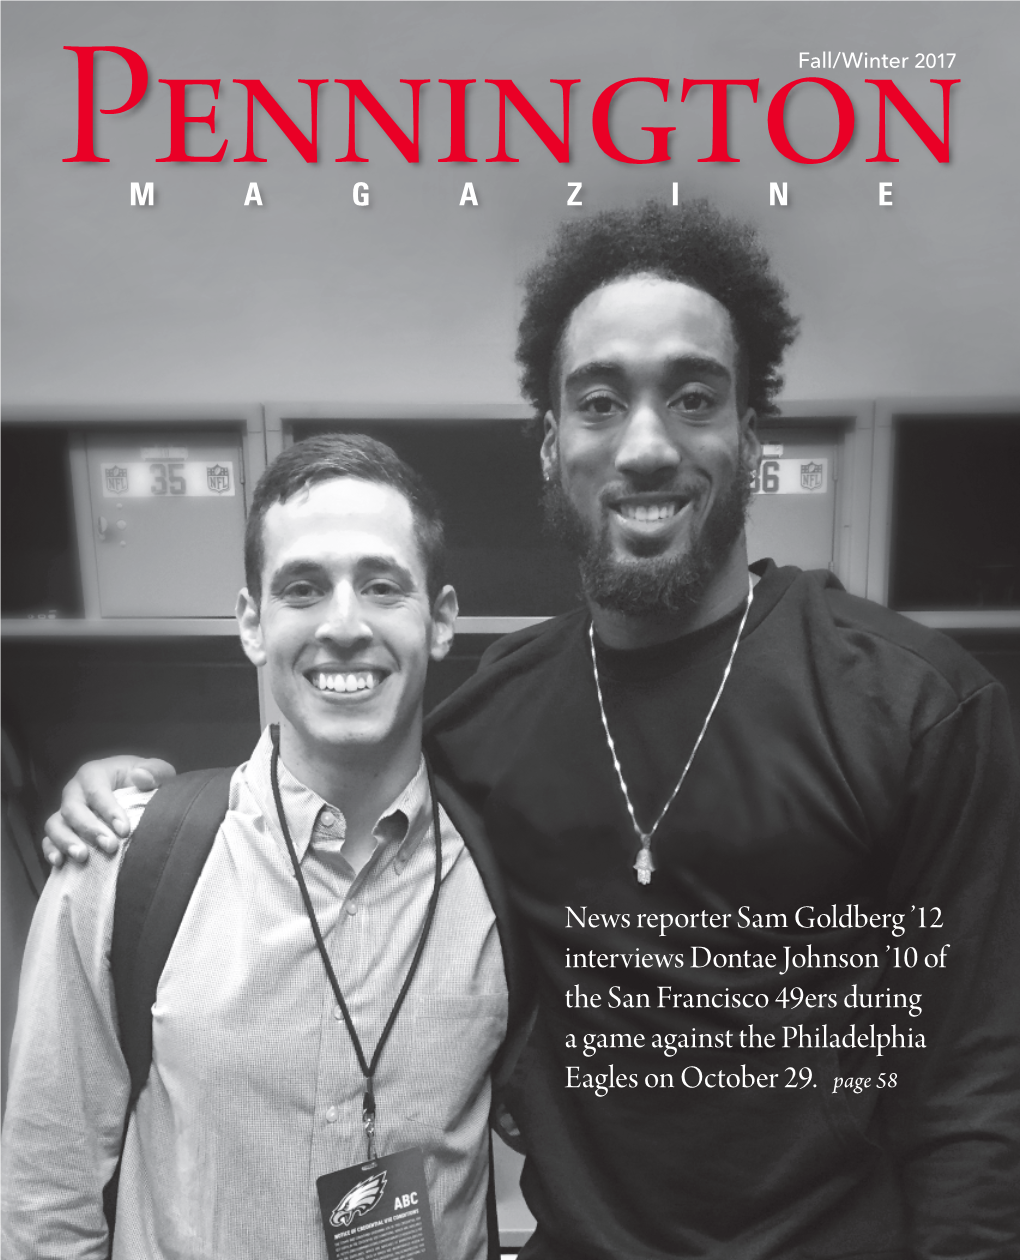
[243,727,432,867]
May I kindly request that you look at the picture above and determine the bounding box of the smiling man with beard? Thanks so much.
[427,202,1019,1258]
[42,201,1019,1259]
[538,266,761,629]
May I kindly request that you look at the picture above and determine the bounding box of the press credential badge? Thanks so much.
[317,1148,438,1260]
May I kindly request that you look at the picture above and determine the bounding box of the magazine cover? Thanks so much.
[3,3,1018,1258]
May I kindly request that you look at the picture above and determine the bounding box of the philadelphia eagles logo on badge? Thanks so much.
[318,1149,437,1258]
[329,1170,388,1228]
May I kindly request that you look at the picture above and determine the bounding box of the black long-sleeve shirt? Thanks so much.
[426,561,1020,1260]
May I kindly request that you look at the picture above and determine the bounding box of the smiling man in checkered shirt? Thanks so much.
[2,434,526,1260]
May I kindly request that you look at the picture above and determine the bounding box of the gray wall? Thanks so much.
[3,0,1018,409]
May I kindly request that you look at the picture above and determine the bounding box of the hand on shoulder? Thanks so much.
[42,756,177,867]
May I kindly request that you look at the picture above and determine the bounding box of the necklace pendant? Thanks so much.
[634,845,655,886]
[591,575,753,897]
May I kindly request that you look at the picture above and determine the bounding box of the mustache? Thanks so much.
[597,476,707,507]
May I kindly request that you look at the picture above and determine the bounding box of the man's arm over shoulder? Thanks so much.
[43,757,176,867]
[883,678,1020,1256]
[1,789,152,1257]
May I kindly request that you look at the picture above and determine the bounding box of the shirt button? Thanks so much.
[333,1005,343,1020]
[321,811,336,828]
[326,1106,339,1123]
[346,902,358,916]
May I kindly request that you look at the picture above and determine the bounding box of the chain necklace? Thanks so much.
[589,574,754,886]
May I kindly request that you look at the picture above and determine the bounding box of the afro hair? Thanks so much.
[516,199,799,418]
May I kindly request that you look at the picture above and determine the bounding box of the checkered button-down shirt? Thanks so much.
[1,727,508,1259]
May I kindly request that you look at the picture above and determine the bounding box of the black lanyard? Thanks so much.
[269,725,443,1160]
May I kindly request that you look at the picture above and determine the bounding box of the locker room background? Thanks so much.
[4,400,1019,1252]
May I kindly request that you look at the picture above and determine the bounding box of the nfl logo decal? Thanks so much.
[207,463,231,494]
[800,461,824,491]
[104,466,129,495]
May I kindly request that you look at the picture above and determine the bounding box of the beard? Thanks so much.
[543,450,753,618]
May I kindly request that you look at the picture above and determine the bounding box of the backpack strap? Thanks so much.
[104,767,233,1243]
[111,767,234,1109]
